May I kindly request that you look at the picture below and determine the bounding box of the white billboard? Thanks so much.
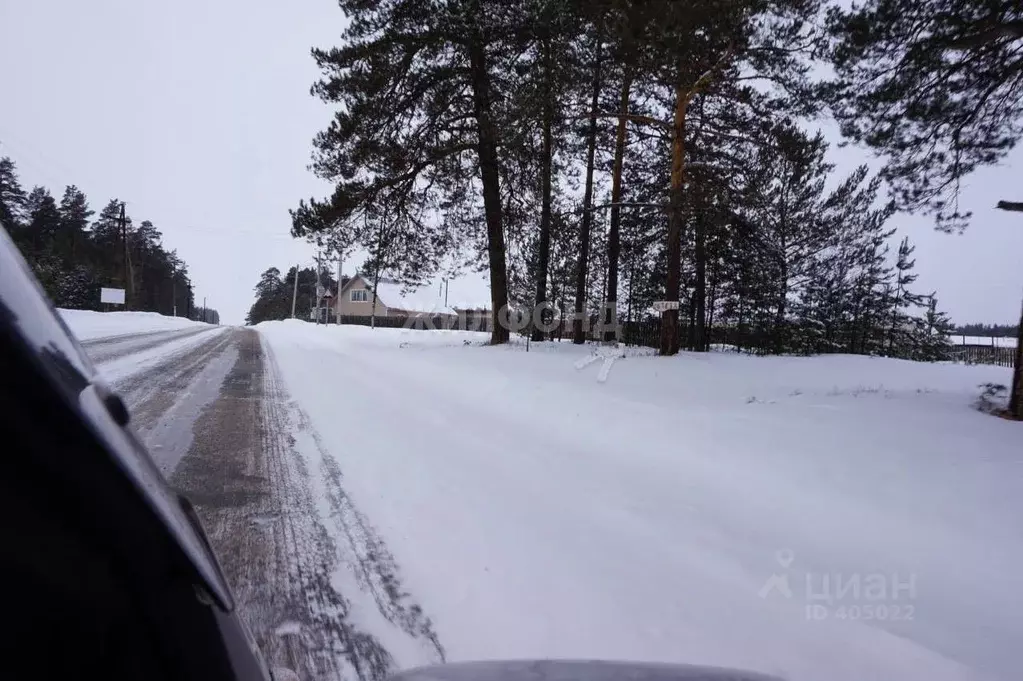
[100,287,126,305]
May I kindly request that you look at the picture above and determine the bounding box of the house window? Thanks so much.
[351,289,369,302]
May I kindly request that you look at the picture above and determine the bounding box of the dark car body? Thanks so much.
[0,225,272,681]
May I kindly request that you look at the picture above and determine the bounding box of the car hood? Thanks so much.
[390,660,782,681]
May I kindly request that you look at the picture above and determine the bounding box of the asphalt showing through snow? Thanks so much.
[80,326,442,681]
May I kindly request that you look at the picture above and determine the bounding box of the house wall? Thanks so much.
[334,277,401,317]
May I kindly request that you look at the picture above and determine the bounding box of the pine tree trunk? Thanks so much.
[466,14,510,345]
[659,85,688,356]
[532,38,555,343]
[371,264,381,330]
[603,73,631,342]
[573,29,603,345]
[627,254,635,324]
[706,279,717,350]
[1009,293,1023,419]
[693,207,707,352]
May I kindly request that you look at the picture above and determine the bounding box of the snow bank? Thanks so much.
[259,322,1022,681]
[59,308,214,341]
[253,318,491,351]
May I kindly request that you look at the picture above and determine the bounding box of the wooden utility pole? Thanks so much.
[291,264,299,319]
[336,251,343,325]
[119,202,132,310]
[315,250,322,325]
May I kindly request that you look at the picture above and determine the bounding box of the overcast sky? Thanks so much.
[2,0,1021,325]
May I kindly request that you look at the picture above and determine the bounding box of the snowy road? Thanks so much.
[78,323,443,681]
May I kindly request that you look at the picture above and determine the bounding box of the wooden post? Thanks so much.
[119,202,131,310]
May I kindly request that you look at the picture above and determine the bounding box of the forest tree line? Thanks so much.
[246,266,347,326]
[289,0,1021,366]
[954,323,1020,338]
[0,156,219,324]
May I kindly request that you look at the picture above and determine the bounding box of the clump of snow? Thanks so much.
[59,308,214,341]
[258,321,1022,681]
[974,382,1010,414]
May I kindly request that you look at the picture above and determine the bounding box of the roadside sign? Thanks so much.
[100,287,126,305]
[652,300,680,312]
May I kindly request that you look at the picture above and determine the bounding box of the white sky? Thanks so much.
[2,0,1021,325]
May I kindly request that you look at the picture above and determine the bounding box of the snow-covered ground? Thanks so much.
[258,320,1021,681]
[58,308,213,341]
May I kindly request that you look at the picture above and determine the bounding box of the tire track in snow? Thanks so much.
[259,337,367,681]
[262,337,432,681]
[168,331,439,681]
[90,326,228,385]
[126,330,239,475]
[299,410,445,658]
[81,326,211,365]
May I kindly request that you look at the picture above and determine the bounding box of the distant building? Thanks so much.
[334,274,457,319]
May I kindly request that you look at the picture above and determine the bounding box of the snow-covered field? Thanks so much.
[952,335,1018,348]
[58,308,212,341]
[259,320,1021,681]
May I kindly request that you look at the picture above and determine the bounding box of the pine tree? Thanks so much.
[735,124,835,351]
[825,0,1023,414]
[0,161,199,316]
[24,187,61,255]
[56,265,99,311]
[599,0,659,341]
[56,186,92,266]
[643,0,822,355]
[886,236,924,354]
[825,0,1023,230]
[844,215,895,355]
[0,157,27,232]
[511,0,579,341]
[247,266,319,325]
[296,0,538,344]
[247,267,287,325]
[916,296,954,361]
[90,199,130,290]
